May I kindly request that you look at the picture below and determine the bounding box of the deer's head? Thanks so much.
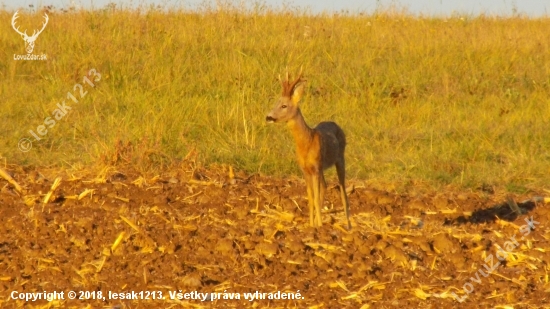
[12,11,49,54]
[266,70,305,123]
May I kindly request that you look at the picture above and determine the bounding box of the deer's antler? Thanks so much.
[29,13,49,39]
[11,11,28,38]
[11,11,49,40]
[281,67,304,96]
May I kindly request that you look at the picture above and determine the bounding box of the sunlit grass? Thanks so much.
[1,4,550,191]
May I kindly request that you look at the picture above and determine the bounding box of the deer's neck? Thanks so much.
[287,108,315,151]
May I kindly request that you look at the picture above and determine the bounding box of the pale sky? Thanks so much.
[1,0,549,16]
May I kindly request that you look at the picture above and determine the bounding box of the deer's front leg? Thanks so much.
[318,173,326,227]
[304,173,314,227]
[311,173,322,227]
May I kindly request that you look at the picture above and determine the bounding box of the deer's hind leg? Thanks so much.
[336,159,351,230]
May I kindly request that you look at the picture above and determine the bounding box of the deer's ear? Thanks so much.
[291,82,305,104]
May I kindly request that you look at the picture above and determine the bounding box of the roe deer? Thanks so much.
[266,70,351,230]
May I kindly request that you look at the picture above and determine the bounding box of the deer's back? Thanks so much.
[314,121,346,169]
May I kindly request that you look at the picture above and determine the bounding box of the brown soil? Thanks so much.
[1,164,549,308]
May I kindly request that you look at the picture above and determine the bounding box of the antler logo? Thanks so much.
[11,11,49,54]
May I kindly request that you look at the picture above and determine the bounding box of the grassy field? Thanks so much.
[1,4,550,191]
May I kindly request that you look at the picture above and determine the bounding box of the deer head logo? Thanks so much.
[11,11,49,54]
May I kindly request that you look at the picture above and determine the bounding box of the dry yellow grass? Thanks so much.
[1,5,550,191]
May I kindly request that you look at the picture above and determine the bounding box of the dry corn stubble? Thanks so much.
[0,164,549,307]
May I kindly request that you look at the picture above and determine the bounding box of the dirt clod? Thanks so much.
[0,166,548,308]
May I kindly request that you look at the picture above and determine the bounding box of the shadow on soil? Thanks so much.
[445,197,539,226]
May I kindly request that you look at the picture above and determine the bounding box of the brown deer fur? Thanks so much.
[266,70,351,229]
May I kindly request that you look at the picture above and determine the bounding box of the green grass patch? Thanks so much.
[1,7,550,190]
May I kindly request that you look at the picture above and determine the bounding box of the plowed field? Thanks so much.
[1,164,549,308]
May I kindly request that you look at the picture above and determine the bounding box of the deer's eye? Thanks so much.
[281,105,287,108]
